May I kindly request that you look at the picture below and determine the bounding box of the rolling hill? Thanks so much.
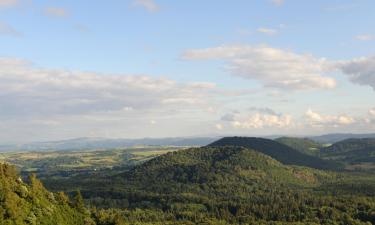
[69,145,374,224]
[320,138,375,168]
[321,138,375,154]
[126,146,328,188]
[275,136,323,156]
[208,137,340,170]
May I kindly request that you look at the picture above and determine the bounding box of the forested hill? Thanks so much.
[275,136,322,156]
[83,145,375,224]
[126,146,328,188]
[321,138,375,154]
[208,137,340,170]
[320,138,375,165]
[0,163,93,225]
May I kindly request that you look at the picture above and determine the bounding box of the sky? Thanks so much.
[0,0,375,143]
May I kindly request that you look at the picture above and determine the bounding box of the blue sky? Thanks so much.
[0,0,375,143]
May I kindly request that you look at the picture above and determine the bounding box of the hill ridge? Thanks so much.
[208,136,340,170]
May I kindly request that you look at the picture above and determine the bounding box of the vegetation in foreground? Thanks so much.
[0,163,93,225]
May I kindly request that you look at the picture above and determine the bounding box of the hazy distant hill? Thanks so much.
[310,133,375,144]
[208,137,340,170]
[3,133,375,152]
[0,137,219,152]
[275,136,323,156]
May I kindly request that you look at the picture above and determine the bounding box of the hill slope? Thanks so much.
[320,138,375,168]
[275,137,322,155]
[70,145,375,224]
[126,146,327,188]
[0,163,92,225]
[321,138,375,154]
[208,137,340,170]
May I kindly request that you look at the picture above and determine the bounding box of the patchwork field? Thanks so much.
[0,146,183,179]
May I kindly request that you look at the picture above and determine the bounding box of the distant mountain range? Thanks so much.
[0,137,220,152]
[308,133,375,144]
[1,133,375,152]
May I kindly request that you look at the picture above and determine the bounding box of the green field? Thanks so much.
[0,146,183,180]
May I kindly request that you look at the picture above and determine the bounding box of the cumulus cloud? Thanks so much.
[305,109,355,127]
[257,27,278,35]
[338,56,375,90]
[0,0,17,8]
[221,108,293,129]
[133,0,159,12]
[0,22,22,37]
[44,7,69,17]
[183,45,337,90]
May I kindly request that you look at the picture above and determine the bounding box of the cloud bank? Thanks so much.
[0,58,215,119]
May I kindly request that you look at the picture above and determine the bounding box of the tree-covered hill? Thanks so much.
[275,137,323,156]
[321,138,375,154]
[125,146,329,189]
[320,138,375,167]
[68,146,374,224]
[0,163,93,225]
[208,137,340,170]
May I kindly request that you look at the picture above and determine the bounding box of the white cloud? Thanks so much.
[0,58,216,118]
[257,27,278,35]
[355,34,375,41]
[0,57,225,141]
[271,0,284,6]
[133,0,159,12]
[338,56,375,90]
[44,7,68,17]
[305,109,355,127]
[0,21,22,37]
[215,123,223,130]
[183,45,337,90]
[221,108,293,129]
[0,0,17,8]
[231,114,292,129]
[369,108,375,116]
